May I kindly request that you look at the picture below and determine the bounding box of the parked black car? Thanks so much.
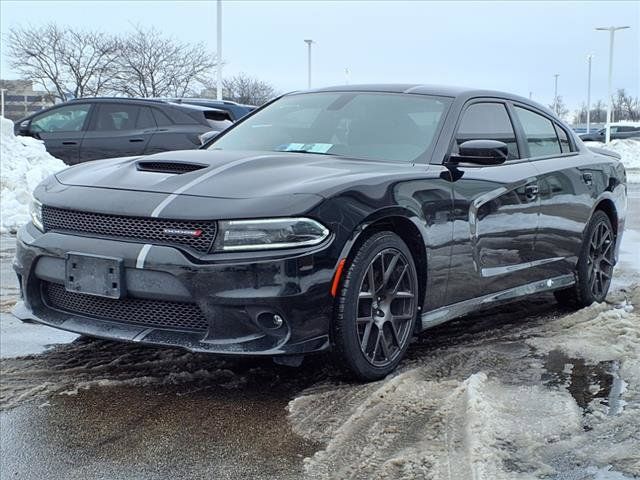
[579,123,640,142]
[14,98,233,165]
[14,85,626,380]
[168,98,255,121]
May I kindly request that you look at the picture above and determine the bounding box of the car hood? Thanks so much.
[55,149,423,199]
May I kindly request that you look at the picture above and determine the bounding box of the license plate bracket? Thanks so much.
[65,253,125,299]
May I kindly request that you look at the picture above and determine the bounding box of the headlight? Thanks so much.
[29,196,44,231]
[213,218,329,251]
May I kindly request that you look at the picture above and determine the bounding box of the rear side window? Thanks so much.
[94,104,141,131]
[166,107,200,125]
[514,107,561,158]
[456,102,519,160]
[136,107,156,129]
[555,124,572,153]
[151,108,173,127]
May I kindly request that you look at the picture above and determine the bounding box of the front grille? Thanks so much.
[42,205,216,253]
[136,161,207,174]
[42,282,209,332]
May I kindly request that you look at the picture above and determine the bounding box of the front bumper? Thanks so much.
[13,223,337,356]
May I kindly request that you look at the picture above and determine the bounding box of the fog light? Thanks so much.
[257,311,285,330]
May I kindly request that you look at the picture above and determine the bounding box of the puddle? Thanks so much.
[542,349,627,416]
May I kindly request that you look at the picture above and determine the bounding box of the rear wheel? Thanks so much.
[333,232,418,381]
[554,210,615,308]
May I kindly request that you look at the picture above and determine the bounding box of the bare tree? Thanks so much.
[61,29,120,98]
[548,96,569,120]
[612,88,640,122]
[112,25,216,98]
[217,73,278,105]
[7,24,119,100]
[7,24,68,101]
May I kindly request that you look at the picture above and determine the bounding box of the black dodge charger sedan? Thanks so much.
[13,85,626,380]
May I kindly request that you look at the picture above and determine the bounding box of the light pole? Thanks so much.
[596,25,630,143]
[586,54,593,133]
[304,39,314,89]
[0,88,6,118]
[553,74,560,115]
[216,0,223,100]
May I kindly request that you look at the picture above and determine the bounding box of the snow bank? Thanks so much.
[0,116,67,233]
[290,280,640,479]
[583,138,640,183]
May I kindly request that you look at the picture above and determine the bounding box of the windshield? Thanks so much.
[208,92,452,163]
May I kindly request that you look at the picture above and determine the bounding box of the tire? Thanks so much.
[332,231,419,381]
[554,210,615,308]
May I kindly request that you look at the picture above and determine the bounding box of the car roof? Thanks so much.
[68,97,226,114]
[70,97,169,105]
[297,84,551,115]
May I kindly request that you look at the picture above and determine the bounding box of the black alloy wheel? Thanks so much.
[555,210,615,307]
[333,231,418,381]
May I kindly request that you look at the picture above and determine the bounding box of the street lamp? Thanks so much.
[553,74,560,115]
[304,39,314,89]
[596,25,630,143]
[586,54,593,134]
[0,88,7,118]
[216,0,223,100]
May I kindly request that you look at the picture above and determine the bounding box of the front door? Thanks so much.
[28,103,92,164]
[444,101,541,304]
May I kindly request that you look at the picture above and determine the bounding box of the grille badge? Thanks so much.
[162,228,203,238]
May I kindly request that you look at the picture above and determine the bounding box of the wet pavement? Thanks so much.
[1,186,639,479]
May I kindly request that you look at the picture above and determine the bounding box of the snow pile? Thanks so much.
[290,370,583,480]
[0,116,67,233]
[290,283,640,479]
[583,138,640,183]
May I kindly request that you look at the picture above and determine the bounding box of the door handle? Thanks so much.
[62,141,78,145]
[129,138,144,143]
[582,172,593,185]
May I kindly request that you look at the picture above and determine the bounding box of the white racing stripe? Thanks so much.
[136,244,152,269]
[150,156,264,217]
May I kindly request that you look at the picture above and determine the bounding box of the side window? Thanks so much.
[136,107,156,129]
[94,104,141,131]
[166,108,199,125]
[30,104,91,133]
[152,108,173,127]
[554,124,572,153]
[514,107,561,157]
[456,103,519,160]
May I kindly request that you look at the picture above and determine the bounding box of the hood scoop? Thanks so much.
[136,161,208,174]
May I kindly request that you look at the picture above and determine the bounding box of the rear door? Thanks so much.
[512,105,594,277]
[28,103,92,164]
[445,100,541,304]
[80,104,155,161]
[144,107,204,154]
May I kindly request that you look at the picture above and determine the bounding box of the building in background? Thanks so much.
[0,80,54,121]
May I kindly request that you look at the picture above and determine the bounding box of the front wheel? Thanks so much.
[332,232,418,381]
[554,210,615,308]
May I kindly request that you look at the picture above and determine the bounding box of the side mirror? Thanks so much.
[449,140,508,165]
[17,120,31,136]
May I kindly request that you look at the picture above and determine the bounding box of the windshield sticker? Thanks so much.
[278,143,333,153]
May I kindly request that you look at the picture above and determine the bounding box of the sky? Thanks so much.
[1,0,638,115]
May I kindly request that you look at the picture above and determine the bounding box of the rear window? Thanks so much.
[514,107,561,158]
